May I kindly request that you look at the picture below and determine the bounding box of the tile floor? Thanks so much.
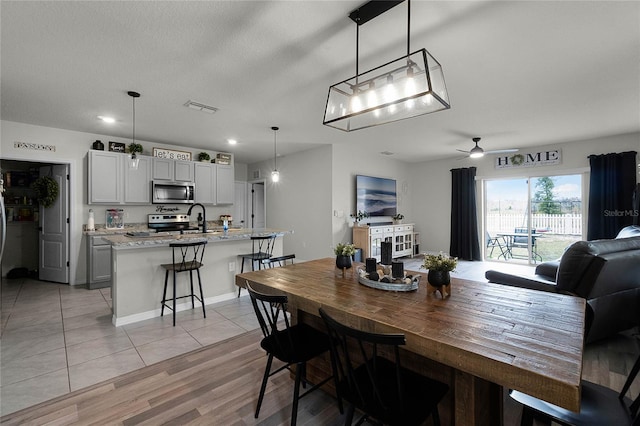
[0,258,534,416]
[0,278,260,416]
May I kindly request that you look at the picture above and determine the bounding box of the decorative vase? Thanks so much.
[427,270,450,287]
[336,255,352,270]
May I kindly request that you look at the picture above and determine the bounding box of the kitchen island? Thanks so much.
[102,228,288,326]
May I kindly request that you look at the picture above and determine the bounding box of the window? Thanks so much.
[484,174,583,264]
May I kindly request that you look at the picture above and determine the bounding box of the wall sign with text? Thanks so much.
[152,147,192,161]
[495,149,562,169]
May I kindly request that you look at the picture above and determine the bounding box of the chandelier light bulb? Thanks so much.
[271,170,280,182]
[351,92,363,113]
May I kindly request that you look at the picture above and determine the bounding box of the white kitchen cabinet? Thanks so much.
[88,151,152,204]
[153,158,194,182]
[353,223,414,262]
[124,155,152,203]
[194,162,215,204]
[88,151,122,204]
[216,164,234,204]
[194,162,234,205]
[87,235,112,289]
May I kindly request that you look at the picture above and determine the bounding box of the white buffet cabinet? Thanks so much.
[352,223,414,261]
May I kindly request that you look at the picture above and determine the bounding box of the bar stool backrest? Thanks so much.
[170,240,207,272]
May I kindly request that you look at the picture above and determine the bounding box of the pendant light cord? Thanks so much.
[272,126,279,170]
[407,0,411,56]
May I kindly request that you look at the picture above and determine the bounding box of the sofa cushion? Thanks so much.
[534,261,559,281]
[556,236,640,295]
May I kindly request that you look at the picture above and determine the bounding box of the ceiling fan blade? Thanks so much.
[485,148,519,154]
[456,149,470,154]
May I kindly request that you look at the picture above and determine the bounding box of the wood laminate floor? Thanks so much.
[2,258,639,425]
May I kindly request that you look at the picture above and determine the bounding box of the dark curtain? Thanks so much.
[587,151,638,240]
[634,184,640,226]
[450,167,481,261]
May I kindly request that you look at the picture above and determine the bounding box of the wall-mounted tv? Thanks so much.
[356,175,397,217]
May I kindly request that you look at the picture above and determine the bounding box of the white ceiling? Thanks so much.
[2,1,639,164]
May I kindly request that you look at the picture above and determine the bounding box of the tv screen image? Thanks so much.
[356,175,397,216]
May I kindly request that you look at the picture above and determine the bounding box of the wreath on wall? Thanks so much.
[31,176,59,208]
[510,154,525,166]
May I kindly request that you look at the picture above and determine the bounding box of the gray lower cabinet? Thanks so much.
[87,235,112,289]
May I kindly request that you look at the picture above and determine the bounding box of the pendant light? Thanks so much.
[323,0,450,131]
[271,126,280,182]
[128,91,141,170]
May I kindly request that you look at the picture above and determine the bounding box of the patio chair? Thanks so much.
[486,232,508,259]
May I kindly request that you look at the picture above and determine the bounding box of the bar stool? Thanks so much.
[237,234,276,297]
[160,241,207,326]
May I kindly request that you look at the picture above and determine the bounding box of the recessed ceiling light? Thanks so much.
[227,139,237,145]
[98,116,115,123]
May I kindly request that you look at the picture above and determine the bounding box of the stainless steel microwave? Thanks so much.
[152,180,195,204]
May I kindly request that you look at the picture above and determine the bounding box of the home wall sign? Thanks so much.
[495,149,562,169]
[152,147,192,161]
[14,141,56,152]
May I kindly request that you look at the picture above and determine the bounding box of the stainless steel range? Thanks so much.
[147,214,198,233]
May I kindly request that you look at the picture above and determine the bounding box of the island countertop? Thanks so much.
[102,228,291,249]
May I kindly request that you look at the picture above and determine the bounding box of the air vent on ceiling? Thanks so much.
[184,100,218,114]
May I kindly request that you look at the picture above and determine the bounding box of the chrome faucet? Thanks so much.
[187,203,207,233]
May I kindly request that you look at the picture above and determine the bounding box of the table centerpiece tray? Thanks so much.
[356,267,420,292]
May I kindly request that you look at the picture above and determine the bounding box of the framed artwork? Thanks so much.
[108,141,126,152]
[152,147,192,161]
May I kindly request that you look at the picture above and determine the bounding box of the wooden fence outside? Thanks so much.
[486,213,582,235]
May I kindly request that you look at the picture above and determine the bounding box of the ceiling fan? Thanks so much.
[457,137,519,159]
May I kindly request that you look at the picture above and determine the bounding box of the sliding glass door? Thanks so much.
[484,174,583,264]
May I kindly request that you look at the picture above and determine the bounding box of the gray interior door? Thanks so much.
[251,182,265,229]
[39,164,69,283]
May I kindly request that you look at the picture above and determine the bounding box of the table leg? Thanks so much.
[455,370,503,425]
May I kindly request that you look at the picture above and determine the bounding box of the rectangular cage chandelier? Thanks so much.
[323,0,450,132]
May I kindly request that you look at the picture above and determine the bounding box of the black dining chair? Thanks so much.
[160,241,207,326]
[237,234,276,297]
[262,253,296,268]
[511,352,640,425]
[507,303,640,426]
[319,307,449,426]
[246,282,335,426]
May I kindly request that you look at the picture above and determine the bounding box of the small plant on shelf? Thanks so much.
[392,213,404,222]
[334,243,356,257]
[350,210,369,224]
[421,252,457,272]
[198,152,211,162]
[128,142,143,155]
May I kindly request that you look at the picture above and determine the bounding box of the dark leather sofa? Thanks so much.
[485,226,640,342]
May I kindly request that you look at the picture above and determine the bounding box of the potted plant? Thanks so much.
[334,242,356,269]
[31,175,59,208]
[392,213,404,224]
[198,152,211,162]
[128,142,143,155]
[421,252,457,287]
[350,210,369,226]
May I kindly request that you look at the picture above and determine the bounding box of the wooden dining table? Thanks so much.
[236,257,586,426]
